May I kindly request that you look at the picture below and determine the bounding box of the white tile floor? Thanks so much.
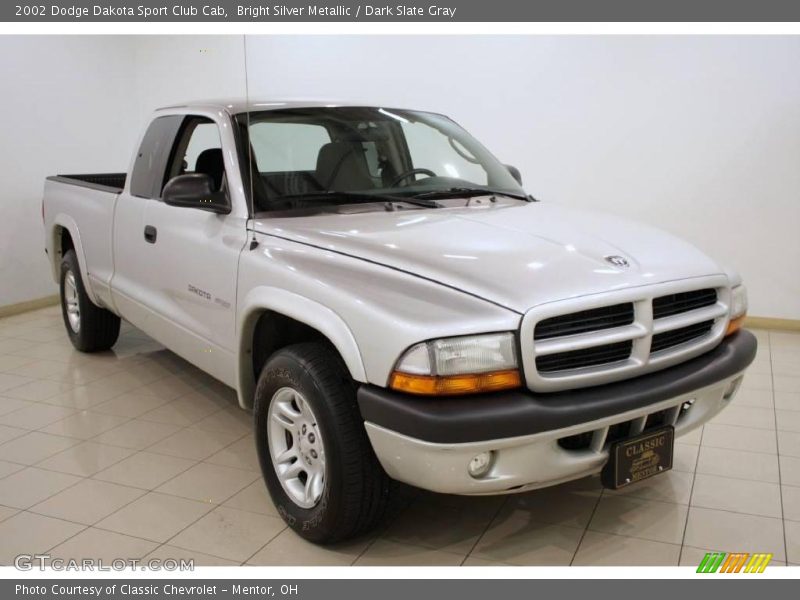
[0,306,798,566]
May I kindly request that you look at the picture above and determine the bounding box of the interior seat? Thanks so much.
[195,148,225,191]
[315,142,373,191]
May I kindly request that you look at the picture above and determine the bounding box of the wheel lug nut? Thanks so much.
[310,449,317,459]
[308,433,315,443]
[301,424,307,435]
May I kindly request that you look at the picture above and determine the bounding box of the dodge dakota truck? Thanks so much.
[43,100,756,543]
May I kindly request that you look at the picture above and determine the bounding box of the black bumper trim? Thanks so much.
[357,330,757,444]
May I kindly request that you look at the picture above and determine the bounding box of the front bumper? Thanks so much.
[357,330,757,495]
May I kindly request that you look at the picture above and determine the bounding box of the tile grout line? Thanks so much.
[56,422,257,560]
[6,372,186,475]
[98,407,273,563]
[677,420,707,565]
[27,364,248,462]
[0,331,256,563]
[458,495,510,566]
[0,361,171,438]
[349,491,427,566]
[238,524,289,566]
[569,483,605,566]
[0,352,136,399]
[2,388,258,556]
[159,500,286,565]
[33,507,232,565]
[35,483,155,556]
[768,331,790,566]
[15,431,189,553]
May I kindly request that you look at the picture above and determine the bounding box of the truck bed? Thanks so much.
[46,173,127,193]
[43,173,125,310]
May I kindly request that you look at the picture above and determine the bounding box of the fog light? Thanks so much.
[468,451,494,478]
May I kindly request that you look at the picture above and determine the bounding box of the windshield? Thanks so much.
[237,107,526,213]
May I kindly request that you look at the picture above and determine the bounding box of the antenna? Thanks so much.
[243,35,259,251]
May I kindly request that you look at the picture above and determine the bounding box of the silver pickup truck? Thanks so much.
[42,100,756,543]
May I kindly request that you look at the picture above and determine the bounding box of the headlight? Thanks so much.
[389,332,521,396]
[726,285,748,336]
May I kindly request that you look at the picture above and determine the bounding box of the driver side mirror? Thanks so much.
[505,165,523,186]
[162,174,230,214]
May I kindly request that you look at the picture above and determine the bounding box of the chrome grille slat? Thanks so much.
[534,323,648,355]
[521,277,731,392]
[651,303,727,334]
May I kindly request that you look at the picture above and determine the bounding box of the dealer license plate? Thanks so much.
[601,426,674,490]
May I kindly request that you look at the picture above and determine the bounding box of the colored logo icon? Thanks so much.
[697,552,773,573]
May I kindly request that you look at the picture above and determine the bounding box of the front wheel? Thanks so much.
[254,342,391,543]
[59,249,120,352]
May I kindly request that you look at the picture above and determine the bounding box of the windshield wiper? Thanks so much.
[278,191,441,209]
[412,187,529,201]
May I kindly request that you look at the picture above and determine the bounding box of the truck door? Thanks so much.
[112,114,183,336]
[112,113,248,386]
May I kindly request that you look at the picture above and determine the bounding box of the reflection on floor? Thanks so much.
[0,306,798,566]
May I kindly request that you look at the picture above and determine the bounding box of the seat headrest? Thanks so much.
[195,148,225,191]
[315,142,373,192]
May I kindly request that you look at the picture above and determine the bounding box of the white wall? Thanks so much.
[243,36,800,320]
[2,35,798,320]
[0,36,139,307]
[0,35,246,309]
[130,36,246,125]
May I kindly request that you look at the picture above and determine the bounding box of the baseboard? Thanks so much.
[746,316,800,332]
[0,295,60,319]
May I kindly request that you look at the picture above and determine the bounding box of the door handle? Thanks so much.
[144,225,157,244]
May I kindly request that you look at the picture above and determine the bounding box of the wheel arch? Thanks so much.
[237,287,367,409]
[50,216,100,305]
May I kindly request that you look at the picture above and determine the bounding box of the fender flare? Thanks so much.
[50,214,101,306]
[236,287,367,409]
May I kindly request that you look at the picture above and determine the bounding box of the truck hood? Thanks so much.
[253,201,724,314]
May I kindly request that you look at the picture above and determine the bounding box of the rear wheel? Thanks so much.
[59,250,120,352]
[254,342,391,543]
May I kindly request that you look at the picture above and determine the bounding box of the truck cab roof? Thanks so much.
[155,98,403,115]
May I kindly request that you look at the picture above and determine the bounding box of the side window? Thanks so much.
[400,121,487,185]
[183,123,222,172]
[250,123,331,172]
[165,117,225,192]
[130,115,183,199]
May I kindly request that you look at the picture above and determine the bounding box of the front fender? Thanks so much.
[236,287,367,409]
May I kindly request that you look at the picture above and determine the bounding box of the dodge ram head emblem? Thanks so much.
[605,255,630,268]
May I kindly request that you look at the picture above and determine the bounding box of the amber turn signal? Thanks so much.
[725,315,746,337]
[389,369,522,396]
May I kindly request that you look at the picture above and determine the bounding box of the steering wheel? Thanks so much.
[390,168,437,187]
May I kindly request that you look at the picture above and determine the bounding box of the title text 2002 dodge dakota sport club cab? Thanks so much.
[43,100,756,543]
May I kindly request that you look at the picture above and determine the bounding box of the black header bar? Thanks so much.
[4,0,800,22]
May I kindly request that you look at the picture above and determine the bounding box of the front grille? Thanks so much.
[651,319,715,353]
[653,288,717,319]
[536,340,632,373]
[525,280,728,391]
[534,303,634,340]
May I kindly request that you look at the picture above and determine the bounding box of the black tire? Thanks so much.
[254,342,391,544]
[59,249,121,352]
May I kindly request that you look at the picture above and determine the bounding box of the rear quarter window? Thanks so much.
[130,115,183,198]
